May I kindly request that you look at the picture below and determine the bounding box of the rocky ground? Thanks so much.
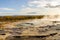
[0,19,60,40]
[0,24,60,40]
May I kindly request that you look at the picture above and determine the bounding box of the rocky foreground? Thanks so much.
[0,24,60,40]
[0,19,60,40]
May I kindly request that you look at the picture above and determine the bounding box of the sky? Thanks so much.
[0,0,60,16]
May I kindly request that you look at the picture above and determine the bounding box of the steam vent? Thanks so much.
[0,15,60,40]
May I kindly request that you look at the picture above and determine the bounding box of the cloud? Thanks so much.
[28,0,47,7]
[50,1,60,6]
[20,7,47,15]
[0,0,60,15]
[0,8,15,10]
[19,0,60,15]
[28,0,60,7]
[0,12,19,16]
[45,4,60,8]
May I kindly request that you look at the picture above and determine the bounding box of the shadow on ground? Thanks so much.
[5,36,46,40]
